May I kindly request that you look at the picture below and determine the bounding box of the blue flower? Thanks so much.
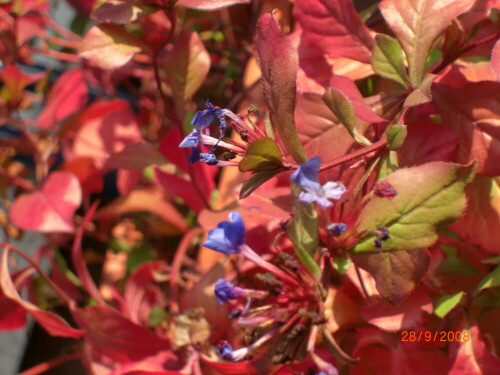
[291,157,347,208]
[179,130,200,148]
[216,340,234,360]
[203,211,245,254]
[189,147,201,164]
[214,279,244,304]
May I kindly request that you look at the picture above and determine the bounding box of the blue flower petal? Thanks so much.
[203,211,245,254]
[298,191,319,205]
[200,152,218,165]
[214,279,243,304]
[179,130,199,148]
[291,156,322,193]
[322,182,347,200]
[192,109,215,129]
[189,147,201,164]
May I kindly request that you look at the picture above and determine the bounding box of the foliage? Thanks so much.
[1,0,500,374]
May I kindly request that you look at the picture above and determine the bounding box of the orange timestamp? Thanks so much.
[401,330,470,342]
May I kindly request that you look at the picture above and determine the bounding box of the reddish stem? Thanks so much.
[0,167,36,192]
[168,228,205,313]
[318,138,387,173]
[17,352,81,375]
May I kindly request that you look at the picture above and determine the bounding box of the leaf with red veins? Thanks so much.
[352,249,430,305]
[451,176,500,255]
[449,325,500,375]
[72,305,172,363]
[432,81,500,176]
[294,0,374,63]
[176,0,249,10]
[164,31,211,115]
[65,100,142,169]
[10,172,82,233]
[492,39,500,81]
[0,249,84,338]
[360,288,432,331]
[37,69,89,129]
[380,0,475,85]
[398,118,458,167]
[79,24,144,70]
[255,13,307,164]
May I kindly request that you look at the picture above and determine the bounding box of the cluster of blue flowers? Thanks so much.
[179,100,228,165]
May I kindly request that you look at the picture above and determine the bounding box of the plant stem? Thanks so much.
[18,352,81,375]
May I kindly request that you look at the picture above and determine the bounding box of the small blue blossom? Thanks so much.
[179,130,200,148]
[291,157,347,208]
[214,279,244,304]
[200,152,218,165]
[203,211,245,254]
[189,147,201,164]
[327,222,349,236]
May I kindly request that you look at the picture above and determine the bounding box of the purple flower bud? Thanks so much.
[200,152,218,165]
[203,211,245,254]
[327,222,349,236]
[214,279,244,304]
[216,340,234,361]
[373,181,398,200]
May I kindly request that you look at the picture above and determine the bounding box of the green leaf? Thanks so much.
[239,138,283,172]
[255,14,307,163]
[376,151,398,180]
[371,34,409,87]
[239,170,280,199]
[380,0,475,85]
[323,87,372,147]
[352,249,430,305]
[386,124,407,151]
[434,292,464,318]
[476,265,500,293]
[333,256,351,274]
[288,184,321,280]
[352,162,475,253]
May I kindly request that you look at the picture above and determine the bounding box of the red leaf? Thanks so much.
[158,127,215,200]
[65,100,142,168]
[154,168,206,213]
[380,0,475,85]
[449,325,500,375]
[67,0,96,16]
[330,75,384,123]
[176,0,249,10]
[361,289,432,331]
[399,118,458,167]
[10,172,82,233]
[37,69,88,129]
[106,349,180,374]
[432,81,500,176]
[0,65,44,104]
[0,269,27,330]
[117,170,142,196]
[60,157,103,196]
[72,305,170,363]
[294,0,374,63]
[255,13,307,163]
[124,261,168,326]
[492,39,500,81]
[106,142,167,170]
[92,1,147,24]
[0,247,84,338]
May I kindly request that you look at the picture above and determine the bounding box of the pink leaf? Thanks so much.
[106,143,167,170]
[380,0,475,85]
[72,305,170,363]
[117,170,142,196]
[294,0,374,63]
[492,39,500,81]
[0,247,84,338]
[37,69,88,129]
[67,100,142,168]
[10,172,82,233]
[176,0,249,10]
[255,13,307,163]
